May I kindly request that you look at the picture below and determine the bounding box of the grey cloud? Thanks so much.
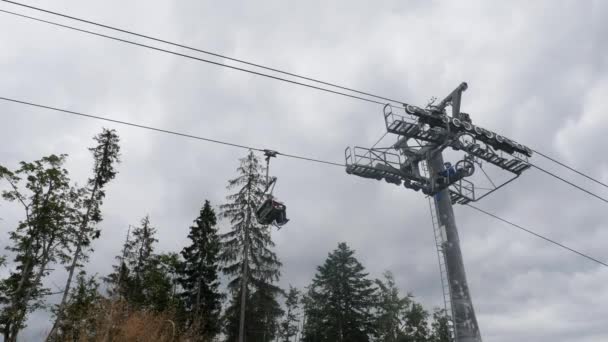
[1,1,608,341]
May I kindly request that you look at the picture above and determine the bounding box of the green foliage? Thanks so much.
[375,271,411,342]
[0,154,81,342]
[127,215,158,289]
[142,252,182,312]
[247,285,284,342]
[375,272,452,342]
[222,291,250,342]
[178,200,223,340]
[279,285,301,342]
[54,272,101,341]
[0,146,453,342]
[88,128,121,190]
[430,308,452,342]
[302,242,377,342]
[223,286,284,342]
[401,301,431,342]
[104,216,181,313]
[103,228,132,300]
[219,151,283,339]
[50,128,121,341]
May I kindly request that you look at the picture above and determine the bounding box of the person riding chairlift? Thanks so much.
[256,197,289,227]
[255,150,289,228]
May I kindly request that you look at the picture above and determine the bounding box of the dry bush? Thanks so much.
[61,299,181,342]
[109,310,176,342]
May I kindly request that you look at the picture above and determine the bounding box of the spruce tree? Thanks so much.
[219,151,282,341]
[49,128,120,341]
[178,200,222,340]
[53,272,101,341]
[0,155,80,342]
[375,271,411,342]
[105,218,181,313]
[126,215,158,304]
[104,226,132,300]
[105,215,159,309]
[250,284,285,342]
[279,286,301,342]
[302,242,377,342]
[143,252,182,312]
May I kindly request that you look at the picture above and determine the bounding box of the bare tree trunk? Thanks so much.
[46,180,100,341]
[238,224,250,342]
[238,175,254,342]
[4,182,54,341]
[9,238,55,342]
[48,141,111,341]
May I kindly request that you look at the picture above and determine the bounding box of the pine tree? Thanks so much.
[374,271,411,342]
[223,286,285,342]
[103,226,132,300]
[53,272,101,341]
[143,252,182,312]
[178,200,222,340]
[302,242,377,342]
[279,286,301,342]
[105,215,160,309]
[105,218,181,313]
[0,155,80,342]
[49,128,120,341]
[255,287,285,342]
[219,151,282,341]
[126,216,158,305]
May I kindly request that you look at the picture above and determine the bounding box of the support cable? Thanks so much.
[6,2,608,195]
[1,0,407,106]
[532,148,608,189]
[466,204,608,268]
[529,163,608,205]
[0,6,403,106]
[1,4,606,264]
[0,96,345,168]
[0,9,389,107]
[1,96,606,270]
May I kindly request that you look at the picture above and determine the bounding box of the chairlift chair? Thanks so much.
[256,197,289,227]
[255,150,290,228]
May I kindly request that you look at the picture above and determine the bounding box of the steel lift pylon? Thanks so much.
[345,82,533,342]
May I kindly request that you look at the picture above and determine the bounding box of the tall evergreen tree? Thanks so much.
[374,271,411,342]
[49,128,120,341]
[279,286,301,342]
[52,272,101,341]
[219,151,282,341]
[178,200,222,340]
[302,242,377,342]
[105,215,160,309]
[104,226,132,300]
[0,155,80,342]
[126,215,158,304]
[143,252,182,312]
[250,285,285,342]
[107,218,180,313]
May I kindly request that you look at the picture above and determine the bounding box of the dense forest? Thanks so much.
[0,128,450,341]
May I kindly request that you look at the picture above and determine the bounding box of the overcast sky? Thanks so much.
[1,0,608,341]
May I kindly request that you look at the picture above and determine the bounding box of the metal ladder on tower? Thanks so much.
[422,161,456,340]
